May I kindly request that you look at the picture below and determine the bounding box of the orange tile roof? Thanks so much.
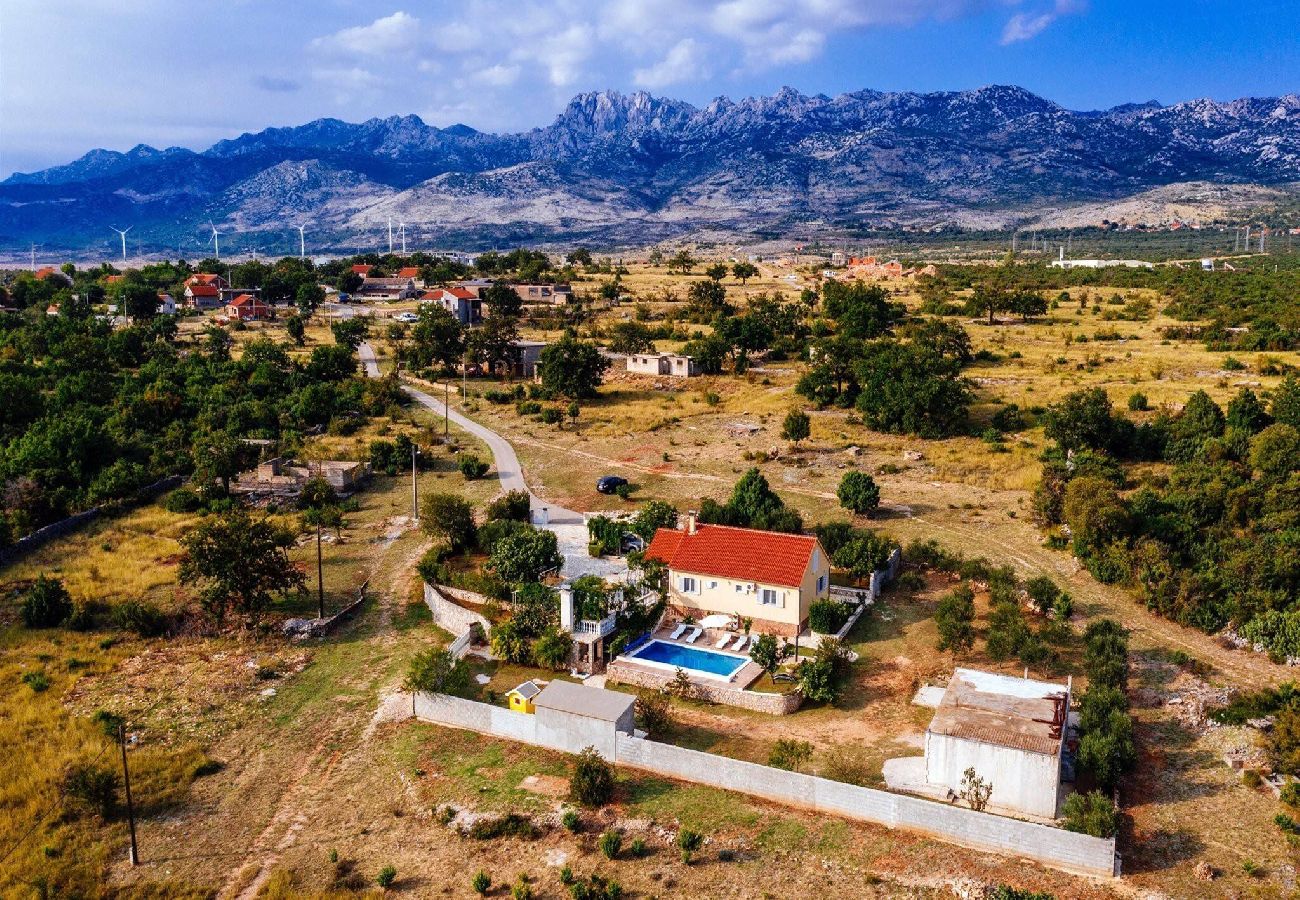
[187,273,223,285]
[396,266,420,278]
[229,293,264,307]
[351,264,373,275]
[34,266,60,279]
[645,524,819,588]
[104,274,125,283]
[187,283,219,296]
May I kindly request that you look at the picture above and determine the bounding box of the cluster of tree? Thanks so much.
[811,521,898,585]
[0,311,386,546]
[932,566,1071,669]
[1036,381,1300,642]
[679,291,810,375]
[796,282,974,437]
[488,581,572,670]
[1076,620,1135,795]
[698,467,803,533]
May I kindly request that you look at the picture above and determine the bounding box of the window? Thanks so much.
[734,584,743,593]
[760,588,779,606]
[708,581,718,590]
[681,577,697,593]
[817,575,827,593]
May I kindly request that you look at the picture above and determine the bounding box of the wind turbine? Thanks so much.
[110,226,132,263]
[296,224,307,259]
[208,221,223,260]
[398,220,408,254]
[387,217,394,254]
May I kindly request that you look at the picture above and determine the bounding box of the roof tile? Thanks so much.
[645,524,818,588]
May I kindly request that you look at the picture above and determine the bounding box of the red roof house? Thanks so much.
[396,266,421,279]
[351,264,373,276]
[225,293,271,321]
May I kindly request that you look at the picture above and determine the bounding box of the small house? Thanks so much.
[626,352,699,378]
[356,276,418,301]
[225,293,272,321]
[532,680,636,754]
[508,340,547,379]
[421,287,481,324]
[506,680,542,714]
[184,273,229,309]
[512,283,574,306]
[156,292,176,315]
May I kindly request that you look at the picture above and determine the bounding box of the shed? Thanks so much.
[506,679,542,714]
[532,681,636,758]
[924,668,1070,819]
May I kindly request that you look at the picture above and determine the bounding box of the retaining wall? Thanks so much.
[424,583,492,637]
[411,690,1117,879]
[0,475,184,569]
[604,660,802,714]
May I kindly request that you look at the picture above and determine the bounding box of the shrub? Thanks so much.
[512,877,535,900]
[376,865,397,889]
[561,809,581,832]
[559,865,575,885]
[570,747,615,807]
[935,583,976,653]
[634,690,672,736]
[467,812,540,840]
[92,709,126,739]
[487,490,532,522]
[471,870,491,895]
[836,471,880,516]
[112,599,168,637]
[1282,781,1300,807]
[676,828,703,863]
[808,598,850,635]
[630,837,646,857]
[22,671,50,692]
[22,575,73,628]
[164,487,205,513]
[1243,768,1263,788]
[60,763,119,819]
[540,407,563,425]
[1061,790,1118,837]
[459,453,490,480]
[614,482,633,500]
[599,829,622,859]
[1127,391,1149,412]
[768,739,813,772]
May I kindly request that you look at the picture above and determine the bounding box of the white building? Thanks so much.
[923,668,1070,819]
[625,352,699,378]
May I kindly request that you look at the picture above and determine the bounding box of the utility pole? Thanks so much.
[119,724,139,865]
[411,445,419,521]
[316,518,324,620]
[444,379,450,437]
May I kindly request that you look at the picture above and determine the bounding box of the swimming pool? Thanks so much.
[625,639,747,679]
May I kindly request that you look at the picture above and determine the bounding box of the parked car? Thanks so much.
[621,533,646,554]
[596,475,628,494]
[394,312,419,323]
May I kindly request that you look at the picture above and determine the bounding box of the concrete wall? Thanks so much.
[424,583,492,637]
[925,731,1062,820]
[605,659,803,714]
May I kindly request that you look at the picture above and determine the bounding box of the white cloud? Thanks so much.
[634,38,710,88]
[1001,0,1084,45]
[312,11,422,57]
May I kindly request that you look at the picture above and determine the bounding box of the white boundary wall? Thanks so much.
[411,691,1117,878]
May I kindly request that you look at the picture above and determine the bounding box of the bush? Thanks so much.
[468,813,539,840]
[471,870,491,895]
[561,809,581,832]
[676,828,703,863]
[376,865,397,889]
[630,837,647,857]
[1127,391,1149,412]
[92,709,125,739]
[837,471,880,516]
[570,747,614,807]
[112,599,168,637]
[935,583,976,652]
[808,598,850,635]
[540,407,563,425]
[634,690,672,736]
[486,490,532,522]
[459,453,490,480]
[163,487,205,513]
[1282,781,1300,807]
[60,763,119,819]
[22,575,73,628]
[22,671,50,692]
[599,829,622,859]
[1061,790,1118,838]
[769,739,813,772]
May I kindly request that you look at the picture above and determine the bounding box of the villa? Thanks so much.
[645,516,831,637]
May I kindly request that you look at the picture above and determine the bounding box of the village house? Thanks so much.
[420,287,482,324]
[230,457,369,504]
[886,668,1072,819]
[645,516,831,636]
[355,275,419,302]
[224,293,272,321]
[350,264,373,276]
[507,340,547,379]
[156,292,176,315]
[184,273,230,309]
[512,283,574,306]
[395,266,422,282]
[34,266,72,285]
[625,352,699,378]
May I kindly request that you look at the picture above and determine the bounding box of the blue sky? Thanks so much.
[2,0,1297,176]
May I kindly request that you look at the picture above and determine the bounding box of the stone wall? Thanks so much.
[424,583,492,637]
[605,660,803,715]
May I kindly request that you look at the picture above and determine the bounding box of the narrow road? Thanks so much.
[358,342,583,528]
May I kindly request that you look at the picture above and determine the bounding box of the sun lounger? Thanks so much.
[669,623,687,640]
[685,626,702,644]
[731,634,748,652]
[714,633,732,649]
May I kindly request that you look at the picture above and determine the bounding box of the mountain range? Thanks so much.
[4,84,1300,255]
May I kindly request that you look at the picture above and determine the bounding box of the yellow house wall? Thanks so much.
[667,546,830,631]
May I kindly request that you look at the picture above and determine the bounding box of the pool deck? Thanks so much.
[618,624,766,691]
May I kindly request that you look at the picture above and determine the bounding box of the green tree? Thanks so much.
[533,625,573,669]
[285,314,306,346]
[666,250,695,274]
[1166,390,1225,462]
[782,408,811,445]
[570,747,615,806]
[966,282,1011,325]
[179,510,305,624]
[1227,386,1271,434]
[406,305,464,371]
[1272,375,1300,429]
[421,493,477,552]
[22,574,73,628]
[749,633,789,683]
[836,471,880,517]
[295,282,326,314]
[331,316,369,351]
[458,454,490,480]
[1009,291,1048,322]
[935,583,976,652]
[705,262,729,281]
[538,336,611,399]
[854,341,972,438]
[731,261,758,284]
[1077,708,1136,791]
[685,279,728,319]
[632,500,677,539]
[606,320,654,355]
[488,528,563,583]
[1062,791,1118,838]
[403,647,471,697]
[481,281,523,319]
[1250,423,1300,480]
[119,282,159,321]
[467,315,519,377]
[822,281,903,340]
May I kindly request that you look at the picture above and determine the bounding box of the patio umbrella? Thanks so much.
[698,614,733,629]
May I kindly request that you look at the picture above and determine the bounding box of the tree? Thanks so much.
[285,314,306,346]
[570,747,614,806]
[685,279,728,320]
[704,262,729,281]
[606,320,654,355]
[538,337,610,399]
[421,493,477,552]
[959,767,992,811]
[1250,423,1300,480]
[632,500,677,539]
[1009,291,1047,322]
[406,305,464,371]
[403,647,471,697]
[566,247,593,266]
[119,282,159,321]
[822,281,903,340]
[489,618,532,663]
[486,489,532,522]
[666,250,695,274]
[854,341,972,438]
[191,428,246,494]
[935,583,976,652]
[22,574,73,628]
[732,262,758,284]
[488,528,563,583]
[467,315,519,377]
[831,531,894,583]
[1227,386,1271,434]
[533,625,573,669]
[458,453,489,480]
[1062,791,1118,838]
[481,281,523,319]
[836,471,880,516]
[60,763,120,820]
[749,633,789,683]
[1077,708,1136,791]
[179,510,304,624]
[295,282,326,314]
[1166,390,1225,462]
[769,739,813,772]
[634,690,672,735]
[1272,375,1300,429]
[782,408,811,445]
[966,283,1010,325]
[1043,388,1126,453]
[331,317,369,351]
[681,332,728,375]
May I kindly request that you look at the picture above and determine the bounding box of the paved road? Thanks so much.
[359,343,623,581]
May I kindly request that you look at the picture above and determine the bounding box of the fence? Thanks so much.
[0,475,185,569]
[412,690,1118,879]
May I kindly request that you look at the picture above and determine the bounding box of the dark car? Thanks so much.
[596,475,628,495]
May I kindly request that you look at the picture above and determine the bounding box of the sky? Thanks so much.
[2,0,1298,177]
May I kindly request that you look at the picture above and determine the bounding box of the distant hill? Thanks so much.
[5,85,1300,254]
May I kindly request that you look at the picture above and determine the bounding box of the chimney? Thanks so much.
[685,511,697,535]
[558,582,575,631]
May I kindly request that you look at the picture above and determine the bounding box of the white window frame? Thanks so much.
[681,576,697,594]
[759,588,779,606]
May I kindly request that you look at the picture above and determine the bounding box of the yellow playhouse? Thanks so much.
[506,680,542,714]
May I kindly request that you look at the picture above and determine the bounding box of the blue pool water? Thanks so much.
[627,639,746,678]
